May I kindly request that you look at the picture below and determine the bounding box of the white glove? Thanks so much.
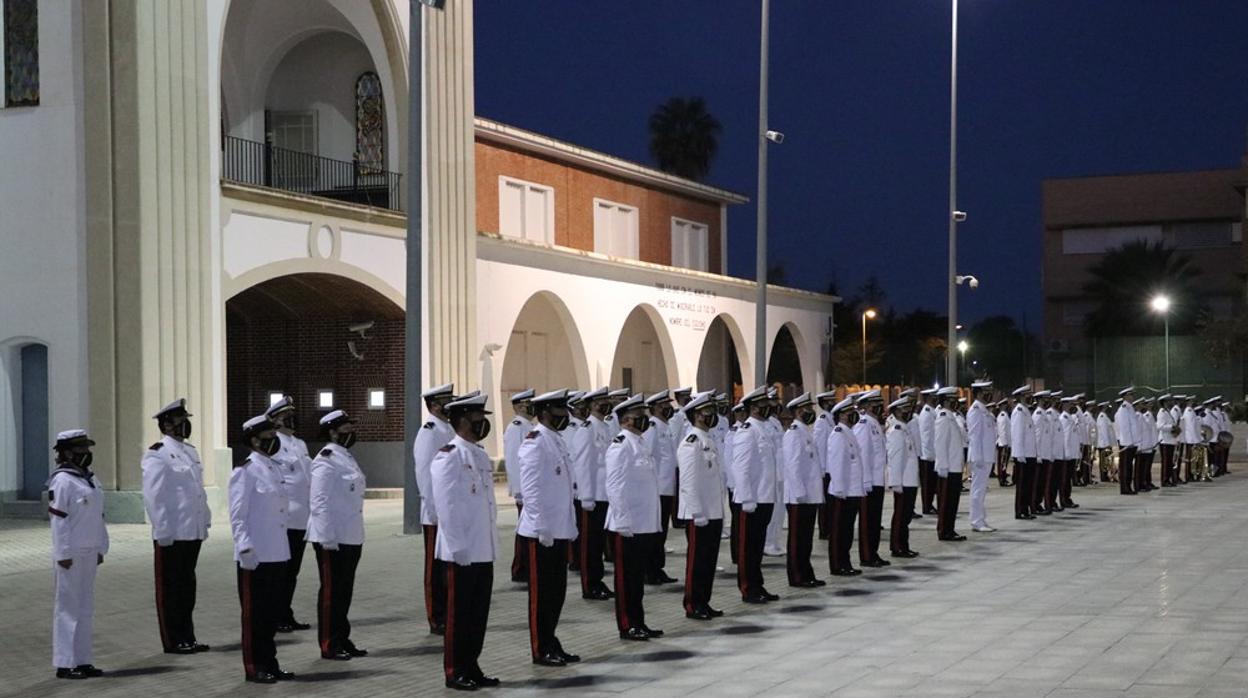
[452,550,471,566]
[893,486,904,494]
[322,542,339,552]
[742,502,757,513]
[694,517,709,527]
[937,471,948,478]
[239,549,259,571]
[538,534,554,548]
[616,528,634,538]
[581,500,596,511]
[157,537,174,548]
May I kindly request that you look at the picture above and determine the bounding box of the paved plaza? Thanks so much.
[7,469,1248,697]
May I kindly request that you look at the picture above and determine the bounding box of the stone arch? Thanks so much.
[696,313,750,401]
[610,304,680,395]
[499,291,592,422]
[767,322,807,400]
[225,258,404,312]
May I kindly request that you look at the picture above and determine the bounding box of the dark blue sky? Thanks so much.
[474,0,1248,326]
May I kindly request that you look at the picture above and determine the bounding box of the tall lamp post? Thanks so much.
[861,308,878,384]
[755,0,783,386]
[945,0,966,389]
[957,340,969,385]
[1151,294,1171,390]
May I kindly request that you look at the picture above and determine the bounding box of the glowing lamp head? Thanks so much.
[1151,295,1171,313]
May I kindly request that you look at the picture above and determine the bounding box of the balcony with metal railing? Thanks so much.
[222,135,403,212]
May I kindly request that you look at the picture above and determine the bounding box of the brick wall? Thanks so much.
[226,317,406,461]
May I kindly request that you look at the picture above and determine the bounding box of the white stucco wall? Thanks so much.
[0,0,87,495]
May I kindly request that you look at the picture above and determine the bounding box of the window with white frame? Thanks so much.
[317,390,335,410]
[368,388,386,410]
[671,217,709,271]
[498,176,554,244]
[593,199,639,260]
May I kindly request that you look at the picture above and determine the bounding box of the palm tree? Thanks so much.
[1081,240,1200,337]
[648,97,722,181]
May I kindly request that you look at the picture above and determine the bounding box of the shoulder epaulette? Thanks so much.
[235,456,253,469]
[685,434,697,443]
[149,442,164,451]
[612,434,625,443]
[320,448,332,457]
[834,425,843,432]
[740,422,751,430]
[525,430,540,440]
[511,418,524,426]
[439,444,456,453]
[893,424,903,431]
[788,423,798,431]
[423,421,435,430]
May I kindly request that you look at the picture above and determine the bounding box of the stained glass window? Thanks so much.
[3,0,39,107]
[355,72,384,174]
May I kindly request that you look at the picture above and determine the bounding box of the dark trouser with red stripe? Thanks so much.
[937,473,963,538]
[1160,444,1176,485]
[569,502,584,570]
[511,502,529,581]
[423,525,447,631]
[1080,446,1093,485]
[1137,450,1152,490]
[858,486,885,564]
[1014,459,1034,517]
[829,496,860,573]
[647,495,674,578]
[785,504,818,585]
[727,491,741,564]
[577,502,609,596]
[612,532,653,633]
[683,520,721,613]
[1119,447,1137,494]
[818,475,832,539]
[237,561,285,679]
[736,503,772,598]
[919,460,937,512]
[1060,460,1075,505]
[522,537,569,658]
[671,471,686,529]
[313,543,361,655]
[1044,459,1060,511]
[890,487,917,554]
[444,562,493,681]
[278,529,306,625]
[154,539,203,651]
[1032,461,1050,511]
[997,447,1011,485]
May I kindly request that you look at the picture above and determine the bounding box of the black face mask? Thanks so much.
[335,431,358,449]
[258,436,280,457]
[717,405,729,416]
[172,419,192,439]
[658,405,674,421]
[800,411,816,425]
[631,414,650,432]
[706,413,720,429]
[471,419,491,441]
[551,413,570,431]
[72,451,94,470]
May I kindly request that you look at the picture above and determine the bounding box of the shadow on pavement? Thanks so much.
[103,665,187,678]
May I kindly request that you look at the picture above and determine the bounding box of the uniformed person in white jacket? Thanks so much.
[934,387,967,540]
[1030,391,1056,514]
[263,396,313,633]
[306,410,368,662]
[1115,387,1139,495]
[763,390,787,557]
[643,391,680,584]
[1095,401,1116,482]
[996,399,1013,487]
[781,393,826,588]
[569,388,612,600]
[917,389,939,515]
[141,398,211,655]
[413,382,456,634]
[677,393,727,620]
[517,389,581,666]
[725,403,747,557]
[668,387,694,534]
[1078,398,1097,486]
[852,390,890,566]
[885,399,921,557]
[730,387,781,603]
[1058,397,1081,510]
[430,395,501,691]
[966,381,998,533]
[1156,394,1179,486]
[1009,387,1038,518]
[503,389,535,582]
[903,390,926,520]
[48,430,109,680]
[1138,398,1159,491]
[605,395,664,642]
[814,391,837,539]
[229,415,293,684]
[826,397,865,576]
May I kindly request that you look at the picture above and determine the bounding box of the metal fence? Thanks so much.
[1084,335,1244,402]
[222,135,403,211]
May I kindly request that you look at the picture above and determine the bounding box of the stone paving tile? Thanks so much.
[6,471,1248,697]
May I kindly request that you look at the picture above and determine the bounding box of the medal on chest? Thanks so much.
[555,466,561,475]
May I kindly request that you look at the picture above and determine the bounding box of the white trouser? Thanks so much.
[53,552,99,668]
[765,480,785,551]
[968,461,991,528]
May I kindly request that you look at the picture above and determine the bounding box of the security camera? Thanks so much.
[956,275,980,289]
[952,210,967,223]
[765,130,785,144]
[968,277,979,289]
[348,320,375,336]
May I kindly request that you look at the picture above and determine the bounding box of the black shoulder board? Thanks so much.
[893,425,903,431]
[149,442,164,451]
[320,448,333,457]
[612,434,625,443]
[789,423,798,430]
[740,422,751,430]
[235,456,252,469]
[834,425,843,432]
[685,434,697,443]
[525,430,540,440]
[423,421,435,430]
[439,444,456,453]
[512,418,524,425]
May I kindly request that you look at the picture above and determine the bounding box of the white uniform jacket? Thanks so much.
[853,413,887,488]
[1157,407,1178,446]
[917,404,936,461]
[1010,405,1038,460]
[431,435,499,564]
[729,417,777,506]
[605,430,662,535]
[722,424,738,491]
[1059,412,1080,460]
[587,415,612,502]
[782,421,823,504]
[645,417,678,496]
[885,415,920,490]
[516,423,578,542]
[413,415,454,526]
[566,417,598,505]
[141,435,211,542]
[274,431,312,530]
[967,400,996,465]
[1139,411,1158,452]
[1031,410,1052,461]
[48,468,109,560]
[305,443,366,547]
[813,412,832,471]
[996,412,1011,448]
[502,416,531,501]
[1115,403,1138,449]
[934,407,966,476]
[826,423,866,498]
[227,452,291,563]
[1095,413,1115,448]
[1180,407,1199,445]
[669,410,690,444]
[677,428,724,521]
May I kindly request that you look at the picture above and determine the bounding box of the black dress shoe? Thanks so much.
[831,567,862,577]
[583,588,613,601]
[904,550,920,558]
[891,550,919,559]
[321,650,353,661]
[1035,508,1052,515]
[511,574,527,583]
[275,623,294,633]
[246,672,278,684]
[75,664,104,677]
[706,606,725,617]
[56,668,88,680]
[641,625,664,638]
[167,643,197,655]
[431,623,447,636]
[911,512,924,519]
[760,589,780,601]
[686,608,714,620]
[1062,502,1079,509]
[532,652,566,667]
[446,674,479,690]
[345,645,368,657]
[647,571,678,585]
[923,508,939,515]
[288,620,311,631]
[861,558,887,568]
[945,533,967,541]
[620,627,650,641]
[556,649,581,663]
[273,670,296,681]
[191,642,210,653]
[472,673,501,687]
[742,593,769,604]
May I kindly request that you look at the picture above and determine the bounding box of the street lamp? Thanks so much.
[753,0,780,386]
[945,0,964,392]
[957,339,969,384]
[1151,294,1171,390]
[861,308,878,384]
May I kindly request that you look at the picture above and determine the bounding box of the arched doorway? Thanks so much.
[610,305,678,395]
[226,272,404,486]
[766,324,804,401]
[696,315,746,402]
[0,340,49,500]
[499,292,590,424]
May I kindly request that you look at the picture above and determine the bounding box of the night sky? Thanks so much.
[474,1,1248,326]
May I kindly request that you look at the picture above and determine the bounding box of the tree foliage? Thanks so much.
[648,97,722,181]
[1081,240,1200,337]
